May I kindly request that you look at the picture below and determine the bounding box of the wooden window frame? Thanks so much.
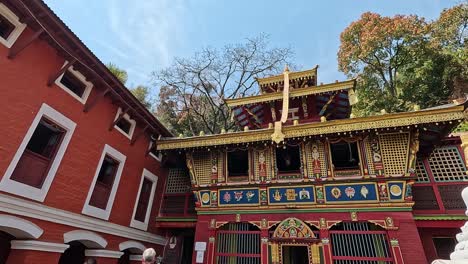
[0,3,26,48]
[0,104,76,202]
[113,108,136,140]
[54,63,93,104]
[82,144,126,220]
[130,169,158,231]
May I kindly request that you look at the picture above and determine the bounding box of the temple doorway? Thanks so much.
[282,245,309,264]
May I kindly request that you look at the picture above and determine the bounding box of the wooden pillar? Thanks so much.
[387,233,405,264]
[261,229,269,264]
[320,229,332,264]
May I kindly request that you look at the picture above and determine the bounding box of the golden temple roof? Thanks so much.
[256,66,318,86]
[156,102,467,150]
[226,79,356,107]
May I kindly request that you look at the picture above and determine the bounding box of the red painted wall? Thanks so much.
[0,26,167,232]
[418,227,459,263]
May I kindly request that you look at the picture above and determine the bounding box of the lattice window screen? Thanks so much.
[363,137,376,175]
[253,147,272,181]
[165,168,191,193]
[305,141,327,177]
[428,146,467,182]
[439,184,468,210]
[193,151,211,185]
[415,158,429,183]
[379,133,409,176]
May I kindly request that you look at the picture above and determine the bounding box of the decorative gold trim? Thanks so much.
[157,105,465,150]
[226,79,355,107]
[257,67,318,86]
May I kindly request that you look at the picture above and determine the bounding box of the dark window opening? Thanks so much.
[228,150,249,177]
[330,141,360,170]
[134,178,153,222]
[58,241,86,264]
[433,237,456,259]
[0,231,13,264]
[89,155,119,209]
[276,146,301,173]
[0,14,14,40]
[11,118,65,188]
[60,70,86,98]
[116,117,132,134]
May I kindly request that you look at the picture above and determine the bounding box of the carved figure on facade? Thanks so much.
[258,150,267,181]
[316,186,325,203]
[185,152,197,185]
[370,136,384,176]
[311,143,321,179]
[211,152,218,183]
[378,182,389,200]
[405,181,413,201]
[408,130,420,176]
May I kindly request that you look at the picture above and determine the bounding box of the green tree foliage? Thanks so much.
[106,63,153,110]
[339,4,467,116]
[130,85,153,110]
[107,62,128,84]
[153,35,293,136]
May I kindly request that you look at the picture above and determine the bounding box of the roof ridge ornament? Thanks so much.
[271,65,290,143]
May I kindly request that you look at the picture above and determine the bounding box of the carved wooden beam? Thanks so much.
[130,125,149,146]
[108,108,128,131]
[47,58,76,86]
[83,88,110,113]
[8,28,45,59]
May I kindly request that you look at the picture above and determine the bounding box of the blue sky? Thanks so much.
[44,0,460,91]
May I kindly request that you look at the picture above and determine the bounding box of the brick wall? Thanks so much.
[0,24,166,234]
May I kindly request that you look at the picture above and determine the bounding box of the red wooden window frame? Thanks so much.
[10,118,65,188]
[89,155,119,209]
[134,177,153,222]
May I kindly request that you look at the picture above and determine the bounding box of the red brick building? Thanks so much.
[0,1,172,263]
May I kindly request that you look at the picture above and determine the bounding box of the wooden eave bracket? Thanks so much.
[8,28,45,59]
[131,125,149,146]
[83,88,110,113]
[47,58,76,86]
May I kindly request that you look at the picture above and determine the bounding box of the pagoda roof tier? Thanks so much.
[226,79,356,107]
[157,102,467,150]
[256,66,318,86]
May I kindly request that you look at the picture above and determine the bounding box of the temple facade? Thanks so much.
[2,1,468,264]
[156,67,468,264]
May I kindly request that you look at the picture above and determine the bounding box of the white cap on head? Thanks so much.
[142,248,156,263]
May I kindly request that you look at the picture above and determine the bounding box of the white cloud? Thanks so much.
[106,0,187,69]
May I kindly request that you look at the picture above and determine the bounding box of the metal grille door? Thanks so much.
[215,223,261,264]
[330,222,393,264]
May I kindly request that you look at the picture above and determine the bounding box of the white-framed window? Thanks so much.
[0,3,26,48]
[148,142,162,162]
[0,103,76,202]
[130,169,158,231]
[54,63,93,104]
[82,144,126,220]
[113,108,136,140]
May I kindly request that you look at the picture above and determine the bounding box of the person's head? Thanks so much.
[142,248,156,263]
[84,258,97,264]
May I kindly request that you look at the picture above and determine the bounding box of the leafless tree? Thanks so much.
[153,34,293,136]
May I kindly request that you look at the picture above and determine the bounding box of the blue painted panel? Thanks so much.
[324,183,378,203]
[388,182,404,200]
[268,186,315,204]
[218,189,259,206]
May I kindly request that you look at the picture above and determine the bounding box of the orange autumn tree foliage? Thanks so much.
[338,12,427,100]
